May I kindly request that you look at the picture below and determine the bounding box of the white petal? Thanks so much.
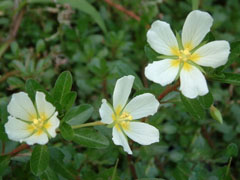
[124,93,159,120]
[147,20,178,55]
[35,91,55,118]
[194,40,230,68]
[25,132,48,145]
[99,99,114,124]
[182,10,213,50]
[145,59,179,86]
[7,92,36,121]
[112,127,132,154]
[113,75,134,110]
[46,112,60,138]
[4,116,32,142]
[124,122,159,145]
[180,65,208,99]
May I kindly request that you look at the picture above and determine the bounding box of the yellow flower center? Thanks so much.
[171,46,200,71]
[112,106,132,131]
[179,49,191,61]
[28,114,51,136]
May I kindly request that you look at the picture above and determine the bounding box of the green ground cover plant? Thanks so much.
[0,0,240,179]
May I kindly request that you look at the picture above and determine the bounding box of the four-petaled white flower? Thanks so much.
[5,91,60,145]
[99,75,160,154]
[145,10,230,99]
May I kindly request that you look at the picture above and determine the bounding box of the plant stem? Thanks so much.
[8,144,30,157]
[71,121,105,129]
[158,80,180,101]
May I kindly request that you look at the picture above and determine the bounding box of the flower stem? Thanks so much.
[158,80,180,101]
[71,121,105,129]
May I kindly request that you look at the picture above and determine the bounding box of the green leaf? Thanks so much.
[28,0,106,33]
[30,145,49,176]
[73,128,109,149]
[60,123,74,141]
[208,72,240,86]
[49,148,76,180]
[0,155,10,175]
[210,105,223,124]
[63,104,94,126]
[180,94,205,120]
[25,79,48,101]
[53,71,72,105]
[144,45,159,62]
[36,39,46,53]
[0,1,13,11]
[61,91,77,111]
[40,167,59,180]
[199,92,213,109]
[0,123,8,141]
[226,143,238,158]
[111,159,119,180]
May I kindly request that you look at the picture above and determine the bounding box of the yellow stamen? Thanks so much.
[112,106,132,131]
[27,113,51,136]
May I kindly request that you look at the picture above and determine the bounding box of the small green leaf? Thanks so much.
[0,123,8,141]
[30,145,49,176]
[73,128,109,149]
[53,71,72,105]
[61,91,77,111]
[40,167,59,180]
[0,155,10,175]
[180,94,205,120]
[25,79,47,101]
[210,105,223,124]
[60,123,74,141]
[226,143,238,157]
[208,72,240,86]
[49,148,76,180]
[0,1,13,10]
[63,104,94,126]
[10,41,19,55]
[199,92,213,109]
[36,39,46,53]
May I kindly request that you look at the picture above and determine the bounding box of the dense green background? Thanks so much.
[0,0,240,179]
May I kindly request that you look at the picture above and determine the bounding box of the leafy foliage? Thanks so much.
[0,0,240,179]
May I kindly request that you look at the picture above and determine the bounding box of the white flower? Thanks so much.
[145,10,230,99]
[5,91,60,145]
[99,75,160,154]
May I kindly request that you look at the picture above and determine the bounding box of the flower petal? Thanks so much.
[124,122,159,145]
[36,91,55,118]
[113,75,134,110]
[4,116,32,142]
[25,132,48,145]
[99,99,114,124]
[194,40,230,68]
[182,10,213,50]
[180,65,208,99]
[147,20,178,55]
[124,93,159,120]
[7,92,36,121]
[112,127,132,154]
[46,112,60,138]
[145,59,179,86]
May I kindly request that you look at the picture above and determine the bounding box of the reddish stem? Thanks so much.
[104,0,141,21]
[8,144,30,157]
[158,81,180,101]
